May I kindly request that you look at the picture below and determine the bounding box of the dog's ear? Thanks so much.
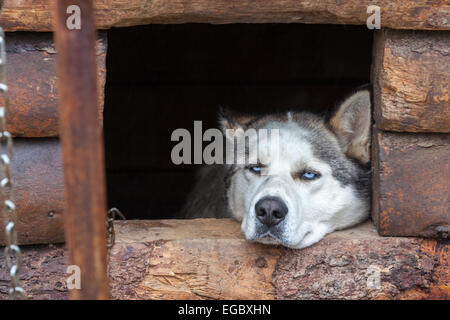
[219,106,241,132]
[218,106,254,133]
[328,89,372,164]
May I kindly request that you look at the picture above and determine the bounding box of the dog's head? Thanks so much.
[221,89,371,248]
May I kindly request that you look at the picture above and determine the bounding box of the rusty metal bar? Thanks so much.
[53,0,109,299]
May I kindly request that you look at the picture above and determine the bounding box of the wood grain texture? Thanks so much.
[272,226,449,300]
[110,219,280,300]
[372,127,450,238]
[0,0,448,31]
[0,139,64,245]
[3,32,106,137]
[1,219,448,300]
[372,29,450,133]
[54,0,109,300]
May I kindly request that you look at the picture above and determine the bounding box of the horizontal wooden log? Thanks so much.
[0,1,448,31]
[0,139,65,245]
[1,219,448,300]
[3,32,106,137]
[372,29,450,133]
[372,128,450,238]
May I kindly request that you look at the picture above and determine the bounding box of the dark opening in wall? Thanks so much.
[104,24,373,220]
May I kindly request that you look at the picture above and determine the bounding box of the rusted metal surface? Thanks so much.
[372,127,450,238]
[54,0,109,300]
[372,29,450,133]
[3,32,106,137]
[0,0,449,31]
[0,139,64,245]
[1,219,447,300]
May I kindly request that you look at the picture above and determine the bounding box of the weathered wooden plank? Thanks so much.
[54,0,109,300]
[0,0,449,31]
[3,32,106,137]
[0,139,64,245]
[1,219,448,300]
[372,128,450,238]
[372,29,450,133]
[272,229,450,300]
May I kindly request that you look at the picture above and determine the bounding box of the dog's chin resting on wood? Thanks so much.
[180,87,372,249]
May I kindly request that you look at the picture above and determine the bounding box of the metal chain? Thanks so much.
[106,208,125,249]
[0,27,24,300]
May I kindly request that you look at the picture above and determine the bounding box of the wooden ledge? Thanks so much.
[114,219,244,242]
[0,1,448,31]
[114,218,383,242]
[0,219,448,300]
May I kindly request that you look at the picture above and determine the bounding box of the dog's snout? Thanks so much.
[255,196,288,227]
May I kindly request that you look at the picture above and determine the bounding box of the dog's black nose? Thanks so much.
[255,196,288,227]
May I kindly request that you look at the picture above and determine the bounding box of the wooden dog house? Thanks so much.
[0,1,448,299]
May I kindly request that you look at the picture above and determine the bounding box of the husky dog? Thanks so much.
[181,88,372,249]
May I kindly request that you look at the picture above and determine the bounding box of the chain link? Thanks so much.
[106,208,125,249]
[0,27,24,299]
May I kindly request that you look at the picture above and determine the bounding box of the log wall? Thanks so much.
[371,28,450,238]
[0,32,106,245]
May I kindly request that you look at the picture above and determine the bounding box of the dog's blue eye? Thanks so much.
[249,166,262,173]
[302,171,318,180]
